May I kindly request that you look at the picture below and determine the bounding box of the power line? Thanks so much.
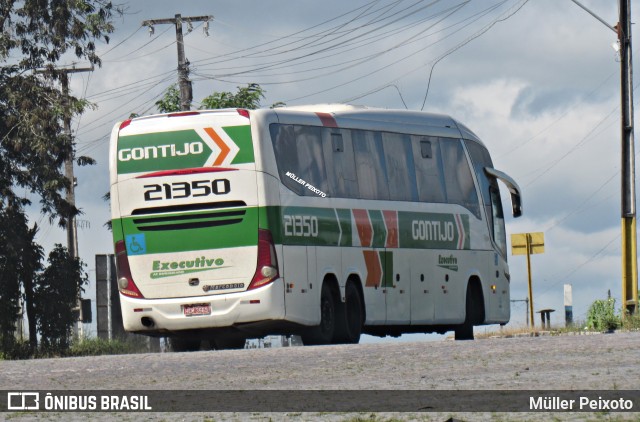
[282,1,516,103]
[421,0,529,109]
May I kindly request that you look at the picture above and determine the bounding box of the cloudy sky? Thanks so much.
[32,0,638,338]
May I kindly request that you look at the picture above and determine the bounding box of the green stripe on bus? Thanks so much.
[113,205,471,253]
[368,209,386,248]
[336,208,352,247]
[380,251,393,288]
[224,125,255,165]
[270,206,469,249]
[117,207,259,254]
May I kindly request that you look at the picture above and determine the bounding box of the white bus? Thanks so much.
[109,105,522,350]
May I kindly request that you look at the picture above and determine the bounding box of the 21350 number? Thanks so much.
[143,179,230,201]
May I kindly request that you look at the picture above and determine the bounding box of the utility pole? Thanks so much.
[142,14,213,111]
[59,66,93,338]
[618,0,638,316]
[571,0,638,316]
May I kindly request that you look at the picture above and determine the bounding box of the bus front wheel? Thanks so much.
[455,281,484,341]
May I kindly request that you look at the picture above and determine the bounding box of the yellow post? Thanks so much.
[622,217,639,317]
[526,234,535,328]
[511,232,544,328]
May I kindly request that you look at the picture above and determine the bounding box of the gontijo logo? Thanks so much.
[116,126,250,174]
[118,142,204,161]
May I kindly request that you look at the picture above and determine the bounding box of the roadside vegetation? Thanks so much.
[477,296,640,339]
[0,336,151,360]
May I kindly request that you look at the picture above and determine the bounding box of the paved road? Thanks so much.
[1,331,639,421]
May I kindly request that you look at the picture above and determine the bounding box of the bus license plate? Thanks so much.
[183,303,211,317]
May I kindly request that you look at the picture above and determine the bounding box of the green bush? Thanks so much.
[586,298,620,331]
[67,337,142,357]
[1,337,150,360]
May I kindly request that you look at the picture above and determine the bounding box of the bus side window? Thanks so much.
[271,124,305,196]
[293,125,328,197]
[352,129,389,200]
[440,138,481,219]
[271,124,330,197]
[382,132,418,202]
[322,129,358,198]
[490,185,507,256]
[412,136,446,203]
[464,139,508,253]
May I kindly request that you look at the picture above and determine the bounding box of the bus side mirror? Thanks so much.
[484,167,523,218]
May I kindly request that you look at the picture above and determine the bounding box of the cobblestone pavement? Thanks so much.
[1,331,639,421]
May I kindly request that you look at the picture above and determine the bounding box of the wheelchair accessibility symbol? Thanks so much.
[126,234,146,256]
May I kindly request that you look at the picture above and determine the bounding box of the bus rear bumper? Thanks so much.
[119,279,285,333]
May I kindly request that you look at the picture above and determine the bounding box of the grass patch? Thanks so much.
[0,336,151,360]
[67,337,146,357]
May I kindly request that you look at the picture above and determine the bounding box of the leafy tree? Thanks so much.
[200,82,266,109]
[0,1,118,355]
[0,1,118,220]
[35,244,88,352]
[154,82,283,113]
[155,84,181,113]
[12,211,44,352]
[0,206,26,352]
[0,205,44,354]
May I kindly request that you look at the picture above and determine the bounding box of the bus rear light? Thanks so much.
[237,109,250,119]
[115,240,144,298]
[119,119,132,130]
[248,229,279,290]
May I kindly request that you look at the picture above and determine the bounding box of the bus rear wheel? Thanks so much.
[301,282,336,346]
[211,335,246,350]
[334,282,363,344]
[169,337,201,352]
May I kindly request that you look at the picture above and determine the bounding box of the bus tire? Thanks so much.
[169,337,201,352]
[334,281,363,344]
[455,280,484,341]
[301,282,336,346]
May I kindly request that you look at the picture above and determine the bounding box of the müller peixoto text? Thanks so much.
[530,395,634,411]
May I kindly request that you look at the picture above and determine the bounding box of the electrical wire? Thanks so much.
[420,0,529,110]
[192,1,469,86]
[282,0,516,102]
